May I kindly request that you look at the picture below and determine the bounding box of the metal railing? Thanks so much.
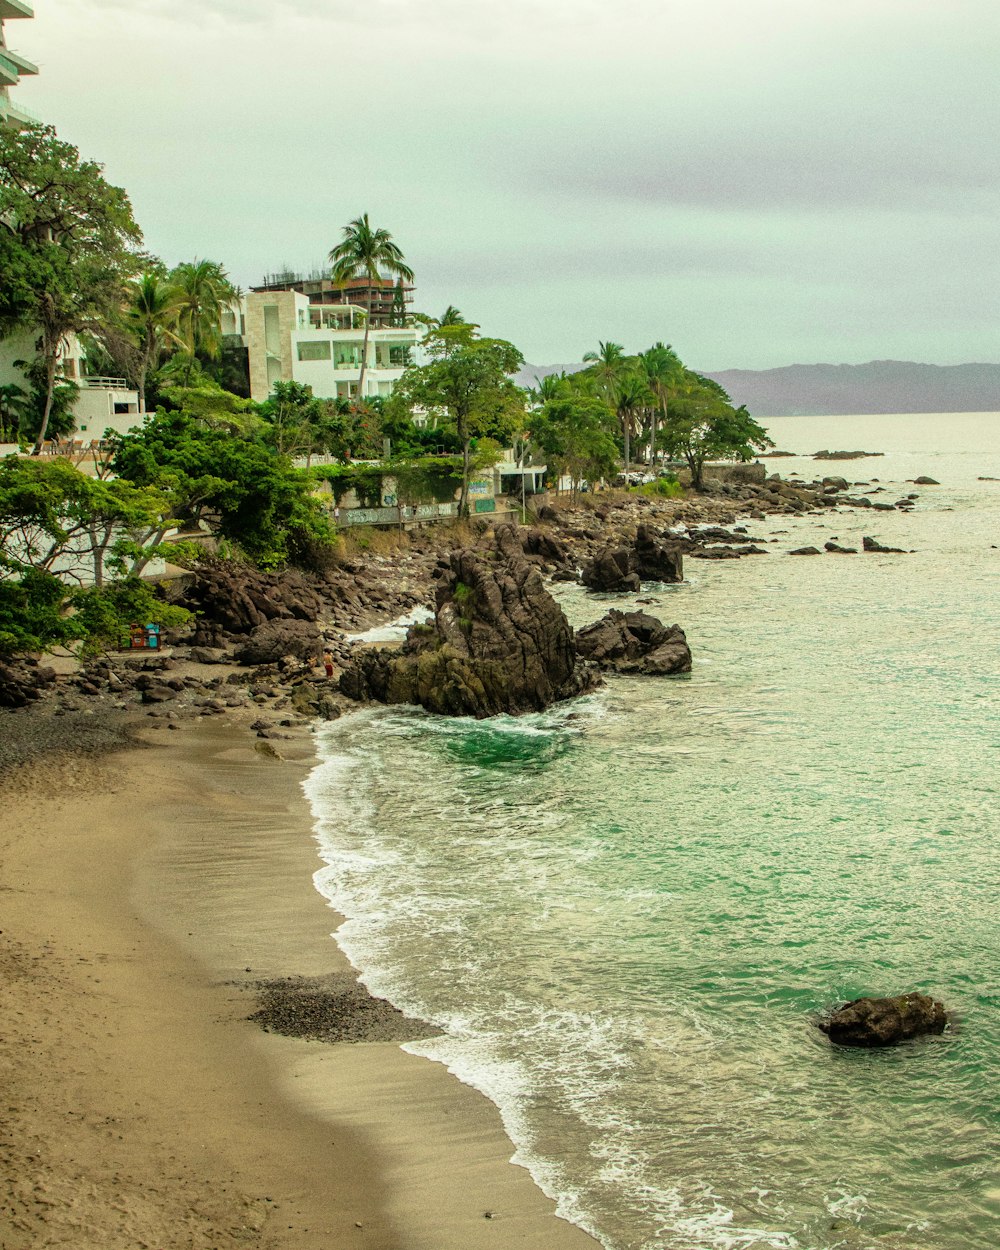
[81,376,130,390]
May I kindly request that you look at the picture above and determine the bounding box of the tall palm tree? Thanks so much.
[126,274,183,413]
[329,214,414,403]
[639,341,683,467]
[614,372,651,474]
[171,259,238,383]
[583,341,634,468]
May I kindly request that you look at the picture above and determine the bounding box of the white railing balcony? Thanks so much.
[82,376,130,390]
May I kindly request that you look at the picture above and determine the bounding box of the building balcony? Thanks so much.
[0,0,34,18]
[4,48,38,74]
[0,51,19,86]
[0,93,38,125]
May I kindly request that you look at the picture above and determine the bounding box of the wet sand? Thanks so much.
[0,716,599,1249]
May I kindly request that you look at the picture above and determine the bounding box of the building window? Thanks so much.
[297,341,332,362]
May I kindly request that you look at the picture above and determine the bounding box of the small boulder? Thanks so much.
[634,525,684,584]
[581,546,641,593]
[862,536,908,554]
[819,993,947,1047]
[913,476,939,485]
[789,546,822,556]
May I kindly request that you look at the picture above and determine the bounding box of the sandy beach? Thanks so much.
[0,714,599,1249]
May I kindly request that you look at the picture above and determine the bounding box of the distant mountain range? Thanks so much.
[516,360,1000,417]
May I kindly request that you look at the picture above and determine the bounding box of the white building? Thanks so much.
[0,327,141,444]
[234,274,420,404]
[0,0,39,129]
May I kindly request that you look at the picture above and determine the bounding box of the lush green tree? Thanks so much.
[126,273,183,412]
[390,326,524,515]
[530,395,619,497]
[660,373,774,490]
[10,356,79,443]
[0,566,81,656]
[329,214,414,401]
[72,579,189,656]
[170,259,238,383]
[111,411,332,567]
[0,455,177,586]
[638,341,684,467]
[258,380,347,462]
[581,340,642,468]
[0,122,143,451]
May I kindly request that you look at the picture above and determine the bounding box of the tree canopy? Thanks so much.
[0,123,143,451]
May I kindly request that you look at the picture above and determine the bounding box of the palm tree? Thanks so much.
[583,341,635,468]
[614,372,651,474]
[126,274,183,413]
[171,259,238,383]
[639,342,683,468]
[329,214,414,404]
[438,305,465,326]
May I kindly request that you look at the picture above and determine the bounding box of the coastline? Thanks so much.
[0,714,600,1249]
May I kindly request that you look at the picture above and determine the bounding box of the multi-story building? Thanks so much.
[0,0,38,128]
[234,272,421,404]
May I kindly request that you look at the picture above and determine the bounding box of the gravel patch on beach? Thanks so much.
[247,973,441,1045]
[0,707,144,781]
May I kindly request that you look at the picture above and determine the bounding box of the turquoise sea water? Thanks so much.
[305,413,1000,1250]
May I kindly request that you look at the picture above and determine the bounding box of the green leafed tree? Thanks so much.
[329,214,414,402]
[529,395,619,498]
[660,373,774,490]
[389,326,525,515]
[0,122,143,452]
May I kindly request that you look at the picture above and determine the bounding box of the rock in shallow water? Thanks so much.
[341,524,600,718]
[818,993,948,1047]
[575,609,692,676]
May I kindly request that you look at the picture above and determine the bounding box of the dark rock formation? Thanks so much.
[824,541,857,554]
[813,450,885,460]
[233,619,325,665]
[180,558,325,639]
[862,536,909,554]
[581,545,641,593]
[581,526,683,591]
[520,526,573,568]
[633,525,684,584]
[789,546,823,555]
[819,994,947,1047]
[575,610,691,675]
[913,476,939,485]
[341,525,599,718]
[0,657,57,709]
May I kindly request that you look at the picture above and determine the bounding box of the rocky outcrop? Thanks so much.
[233,619,325,665]
[519,527,573,569]
[575,610,691,676]
[581,545,641,593]
[0,657,58,709]
[819,994,947,1047]
[582,527,683,591]
[633,525,684,583]
[180,558,325,640]
[341,525,599,718]
[863,536,909,554]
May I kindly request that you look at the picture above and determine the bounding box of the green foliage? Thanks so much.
[0,567,80,656]
[0,122,143,448]
[659,373,774,489]
[8,356,79,442]
[311,454,464,508]
[390,329,524,514]
[111,410,333,567]
[72,579,190,656]
[0,455,173,584]
[639,475,684,498]
[530,395,619,494]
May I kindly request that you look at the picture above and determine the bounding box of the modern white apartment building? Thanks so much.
[234,273,420,404]
[0,327,141,443]
[0,0,38,128]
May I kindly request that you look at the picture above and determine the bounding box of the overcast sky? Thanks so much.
[14,0,1000,368]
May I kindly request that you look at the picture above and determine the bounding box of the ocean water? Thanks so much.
[304,413,1000,1250]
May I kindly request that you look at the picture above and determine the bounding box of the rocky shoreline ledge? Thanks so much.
[1,468,930,727]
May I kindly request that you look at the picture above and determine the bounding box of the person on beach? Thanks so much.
[322,650,334,678]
